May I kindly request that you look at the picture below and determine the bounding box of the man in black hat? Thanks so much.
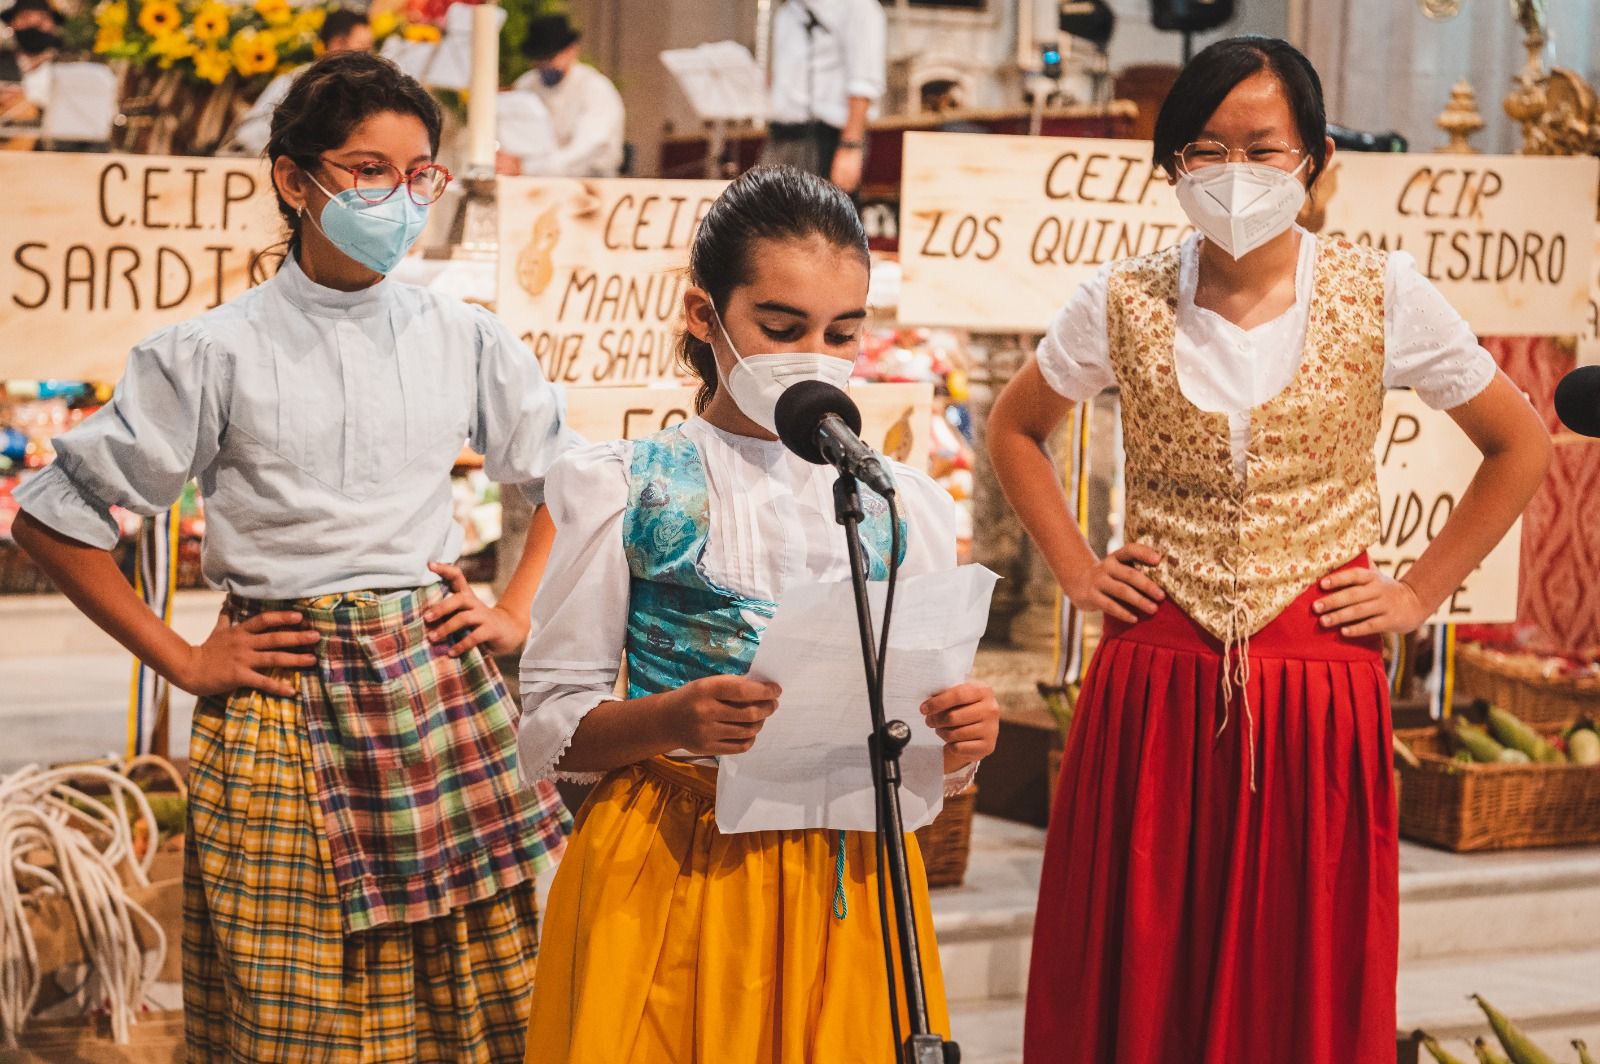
[1,0,64,126]
[507,14,624,177]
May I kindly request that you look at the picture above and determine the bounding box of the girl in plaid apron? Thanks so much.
[13,52,576,1062]
[515,166,1001,1063]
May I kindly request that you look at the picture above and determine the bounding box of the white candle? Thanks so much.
[467,3,499,172]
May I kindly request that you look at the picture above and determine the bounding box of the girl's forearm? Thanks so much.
[555,691,682,774]
[988,408,1100,589]
[1399,445,1548,615]
[13,513,194,684]
[494,503,555,624]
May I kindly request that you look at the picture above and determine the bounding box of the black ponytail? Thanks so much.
[680,165,868,412]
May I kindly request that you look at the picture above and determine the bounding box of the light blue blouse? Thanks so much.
[16,255,576,599]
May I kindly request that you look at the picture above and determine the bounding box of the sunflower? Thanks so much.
[93,23,125,50]
[252,0,291,26]
[149,26,196,66]
[190,1,228,42]
[192,44,231,83]
[290,6,323,35]
[230,27,277,76]
[400,21,439,42]
[136,0,181,37]
[95,1,128,29]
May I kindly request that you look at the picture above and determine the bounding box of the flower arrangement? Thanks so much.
[91,0,336,86]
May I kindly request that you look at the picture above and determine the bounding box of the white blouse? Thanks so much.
[1035,229,1499,479]
[517,416,963,786]
[17,256,574,598]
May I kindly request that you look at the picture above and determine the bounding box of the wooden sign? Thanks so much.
[0,152,282,382]
[898,133,1596,337]
[1579,224,1600,368]
[1372,390,1521,624]
[496,177,726,387]
[1317,152,1597,336]
[563,382,935,470]
[898,132,1190,332]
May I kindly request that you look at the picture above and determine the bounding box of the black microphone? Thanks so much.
[1555,365,1600,438]
[774,380,896,496]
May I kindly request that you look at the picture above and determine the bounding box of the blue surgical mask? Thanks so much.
[304,173,429,275]
[539,66,566,88]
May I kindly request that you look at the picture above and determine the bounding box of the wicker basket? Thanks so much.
[1455,643,1600,727]
[914,784,977,889]
[0,541,53,594]
[1395,725,1600,852]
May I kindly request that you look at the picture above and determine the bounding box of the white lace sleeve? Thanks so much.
[1035,264,1116,402]
[1383,252,1498,410]
[517,440,632,784]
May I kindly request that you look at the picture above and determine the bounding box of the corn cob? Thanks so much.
[1574,1039,1596,1064]
[1472,995,1562,1064]
[1418,1033,1470,1064]
[1487,707,1560,764]
[1569,729,1600,766]
[1473,1037,1510,1064]
[1454,720,1509,763]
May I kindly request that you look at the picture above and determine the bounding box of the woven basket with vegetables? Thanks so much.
[1395,707,1600,852]
[1455,643,1600,728]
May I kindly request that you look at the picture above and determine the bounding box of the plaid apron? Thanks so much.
[184,585,568,1061]
[228,585,568,933]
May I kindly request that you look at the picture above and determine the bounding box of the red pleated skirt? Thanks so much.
[1024,558,1399,1064]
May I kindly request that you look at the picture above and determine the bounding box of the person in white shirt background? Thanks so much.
[221,7,374,157]
[503,14,624,178]
[762,0,886,197]
[0,0,63,130]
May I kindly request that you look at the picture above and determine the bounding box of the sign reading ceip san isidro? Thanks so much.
[495,177,726,387]
[0,152,282,382]
[1372,391,1520,624]
[897,132,1596,336]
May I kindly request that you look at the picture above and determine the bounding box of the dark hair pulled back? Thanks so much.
[319,8,366,47]
[266,51,442,263]
[1152,35,1329,187]
[680,166,868,412]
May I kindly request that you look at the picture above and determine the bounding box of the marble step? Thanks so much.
[929,816,1044,1005]
[1397,947,1600,1053]
[930,815,1600,1007]
[1399,844,1600,963]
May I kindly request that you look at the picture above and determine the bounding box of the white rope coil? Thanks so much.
[0,760,174,1047]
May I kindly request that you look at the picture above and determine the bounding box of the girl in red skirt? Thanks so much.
[988,36,1552,1064]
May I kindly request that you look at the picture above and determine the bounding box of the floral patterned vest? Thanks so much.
[1105,236,1387,644]
[621,424,902,698]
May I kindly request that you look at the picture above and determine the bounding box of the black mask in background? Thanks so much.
[13,27,62,55]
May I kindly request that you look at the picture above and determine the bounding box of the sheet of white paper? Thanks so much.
[660,41,769,122]
[716,565,999,834]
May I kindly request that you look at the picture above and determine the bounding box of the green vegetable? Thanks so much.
[1473,1037,1510,1064]
[144,792,187,837]
[1419,1033,1470,1064]
[1487,707,1560,764]
[1499,750,1532,765]
[1472,995,1561,1064]
[1569,729,1600,766]
[1454,720,1509,763]
[1575,1039,1596,1064]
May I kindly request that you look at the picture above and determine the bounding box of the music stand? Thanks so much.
[660,40,767,178]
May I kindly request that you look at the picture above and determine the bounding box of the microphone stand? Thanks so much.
[832,472,958,1064]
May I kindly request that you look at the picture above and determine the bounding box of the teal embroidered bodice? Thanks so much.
[622,424,904,698]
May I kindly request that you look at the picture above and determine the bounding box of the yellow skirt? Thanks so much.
[525,757,951,1064]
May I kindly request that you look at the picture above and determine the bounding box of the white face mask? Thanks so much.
[1174,158,1309,260]
[713,313,855,434]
